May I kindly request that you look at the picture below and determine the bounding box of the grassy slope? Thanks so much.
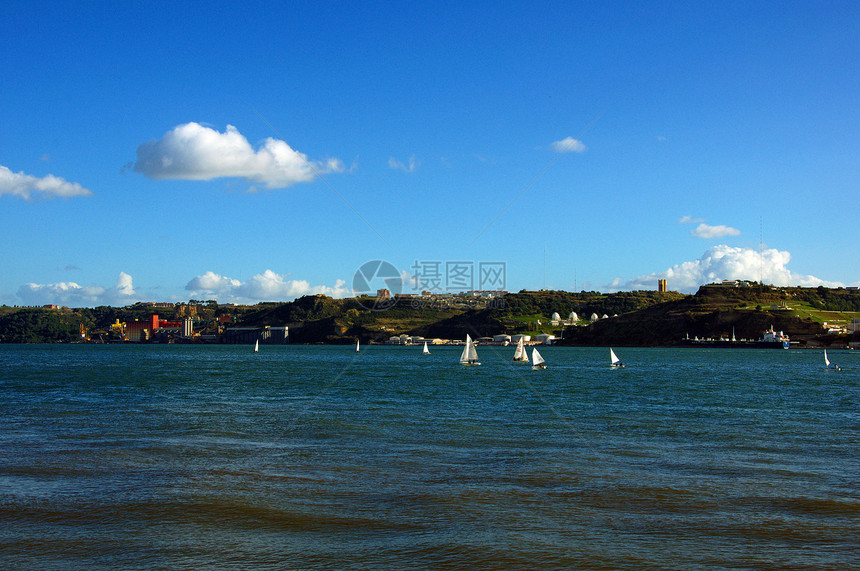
[2,286,857,345]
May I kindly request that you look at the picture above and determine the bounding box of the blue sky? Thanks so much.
[2,1,858,306]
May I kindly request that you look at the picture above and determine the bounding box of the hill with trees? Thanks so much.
[1,284,856,346]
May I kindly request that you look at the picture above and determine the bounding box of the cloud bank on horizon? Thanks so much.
[619,245,843,293]
[185,270,350,303]
[133,122,345,189]
[0,165,93,200]
[14,243,846,307]
[15,269,351,307]
[17,272,136,307]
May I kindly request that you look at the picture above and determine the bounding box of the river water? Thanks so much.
[1,344,858,569]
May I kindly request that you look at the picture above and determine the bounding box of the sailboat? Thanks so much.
[254,339,259,353]
[512,338,529,362]
[355,339,360,353]
[610,347,624,367]
[459,334,481,366]
[531,347,546,369]
[824,349,841,370]
[423,341,430,355]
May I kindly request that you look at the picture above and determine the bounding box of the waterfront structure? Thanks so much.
[267,326,289,344]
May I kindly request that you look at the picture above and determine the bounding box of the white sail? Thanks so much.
[355,340,360,352]
[610,347,622,366]
[459,335,470,363]
[423,341,430,354]
[459,334,480,365]
[254,339,259,353]
[824,349,830,367]
[513,338,528,361]
[531,347,545,368]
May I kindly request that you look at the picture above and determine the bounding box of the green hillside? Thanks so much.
[1,285,857,346]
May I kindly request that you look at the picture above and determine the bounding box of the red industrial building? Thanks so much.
[124,314,182,342]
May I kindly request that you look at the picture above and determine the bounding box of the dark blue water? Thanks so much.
[1,344,858,569]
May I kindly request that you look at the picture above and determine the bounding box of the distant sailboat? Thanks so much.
[824,349,841,370]
[610,347,624,367]
[512,338,529,362]
[423,341,430,355]
[459,334,481,366]
[531,347,546,369]
[355,339,360,353]
[254,339,259,353]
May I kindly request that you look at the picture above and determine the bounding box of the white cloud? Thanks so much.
[620,245,842,293]
[388,155,418,173]
[186,271,241,293]
[0,165,93,200]
[185,269,350,303]
[549,137,587,154]
[115,272,136,296]
[691,223,741,239]
[679,216,741,238]
[133,122,344,189]
[16,272,138,306]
